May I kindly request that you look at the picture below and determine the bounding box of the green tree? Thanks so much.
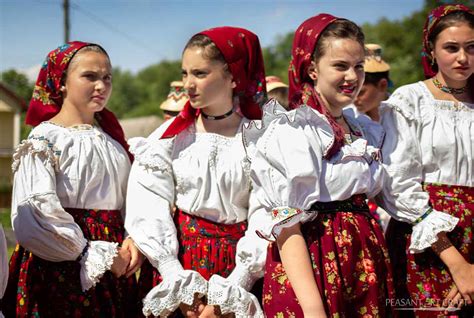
[0,69,33,103]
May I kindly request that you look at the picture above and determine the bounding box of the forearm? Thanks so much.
[434,233,468,270]
[277,223,326,317]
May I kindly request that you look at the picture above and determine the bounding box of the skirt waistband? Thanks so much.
[309,194,370,214]
[175,209,247,240]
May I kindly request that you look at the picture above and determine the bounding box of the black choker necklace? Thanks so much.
[201,108,234,120]
[333,114,344,120]
[432,77,467,95]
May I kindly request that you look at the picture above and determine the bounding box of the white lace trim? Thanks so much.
[142,270,208,317]
[207,275,263,318]
[129,137,173,173]
[244,99,335,161]
[409,210,459,254]
[12,137,60,173]
[79,241,118,291]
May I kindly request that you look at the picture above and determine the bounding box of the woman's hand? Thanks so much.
[111,247,131,277]
[121,237,145,278]
[443,285,466,312]
[449,261,474,305]
[179,294,206,318]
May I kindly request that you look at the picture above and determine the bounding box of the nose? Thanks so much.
[346,67,358,82]
[95,80,106,92]
[457,48,468,64]
[183,76,195,91]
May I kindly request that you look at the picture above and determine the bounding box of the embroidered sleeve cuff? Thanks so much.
[409,209,459,254]
[79,240,118,291]
[257,207,316,240]
[207,274,264,318]
[142,270,208,317]
[157,258,185,279]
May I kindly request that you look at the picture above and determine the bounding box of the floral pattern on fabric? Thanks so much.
[4,209,139,318]
[137,209,248,300]
[387,183,474,318]
[263,196,395,318]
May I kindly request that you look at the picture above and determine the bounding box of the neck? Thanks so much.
[366,108,380,122]
[54,102,95,126]
[436,72,468,89]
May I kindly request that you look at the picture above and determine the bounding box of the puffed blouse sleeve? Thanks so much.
[244,102,330,241]
[11,136,119,291]
[378,85,459,253]
[125,119,207,317]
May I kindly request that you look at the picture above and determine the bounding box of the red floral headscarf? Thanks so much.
[26,41,133,162]
[161,26,266,138]
[288,13,349,159]
[422,4,474,79]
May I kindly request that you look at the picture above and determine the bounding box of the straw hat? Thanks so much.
[265,76,288,92]
[364,44,390,73]
[160,81,188,112]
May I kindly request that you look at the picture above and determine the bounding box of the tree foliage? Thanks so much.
[1,0,471,121]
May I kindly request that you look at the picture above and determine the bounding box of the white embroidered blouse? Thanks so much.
[11,122,131,291]
[125,118,266,317]
[245,100,457,253]
[378,81,467,251]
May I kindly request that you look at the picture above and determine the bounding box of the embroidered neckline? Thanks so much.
[43,121,96,130]
[419,81,474,110]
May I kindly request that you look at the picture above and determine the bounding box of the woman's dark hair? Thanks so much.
[428,10,474,49]
[313,19,365,63]
[183,34,228,71]
[365,71,390,85]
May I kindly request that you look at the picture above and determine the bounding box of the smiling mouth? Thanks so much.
[339,85,356,94]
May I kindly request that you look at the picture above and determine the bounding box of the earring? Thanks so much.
[431,56,436,66]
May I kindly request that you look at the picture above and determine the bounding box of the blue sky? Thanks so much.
[1,0,424,79]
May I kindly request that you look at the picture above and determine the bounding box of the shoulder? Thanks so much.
[381,82,428,121]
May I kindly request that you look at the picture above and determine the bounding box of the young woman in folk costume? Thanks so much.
[244,13,400,317]
[4,42,141,317]
[125,27,268,317]
[379,4,474,317]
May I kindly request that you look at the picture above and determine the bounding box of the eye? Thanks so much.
[466,43,474,54]
[334,63,348,71]
[355,64,365,70]
[193,70,207,78]
[444,45,459,53]
[103,74,112,82]
[181,70,187,77]
[84,73,96,80]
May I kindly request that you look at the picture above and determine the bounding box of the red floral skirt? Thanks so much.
[386,183,474,318]
[263,194,396,318]
[4,208,139,318]
[137,209,247,300]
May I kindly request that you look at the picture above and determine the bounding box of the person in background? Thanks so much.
[352,43,391,122]
[265,75,289,109]
[160,80,188,121]
[125,27,268,317]
[4,42,140,317]
[379,4,473,316]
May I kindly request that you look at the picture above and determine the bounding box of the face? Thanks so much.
[432,22,474,83]
[182,47,234,113]
[310,38,365,110]
[354,81,386,114]
[63,50,112,114]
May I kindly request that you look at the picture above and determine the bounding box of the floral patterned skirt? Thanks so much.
[4,208,139,318]
[263,194,396,318]
[137,209,248,301]
[386,183,474,318]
